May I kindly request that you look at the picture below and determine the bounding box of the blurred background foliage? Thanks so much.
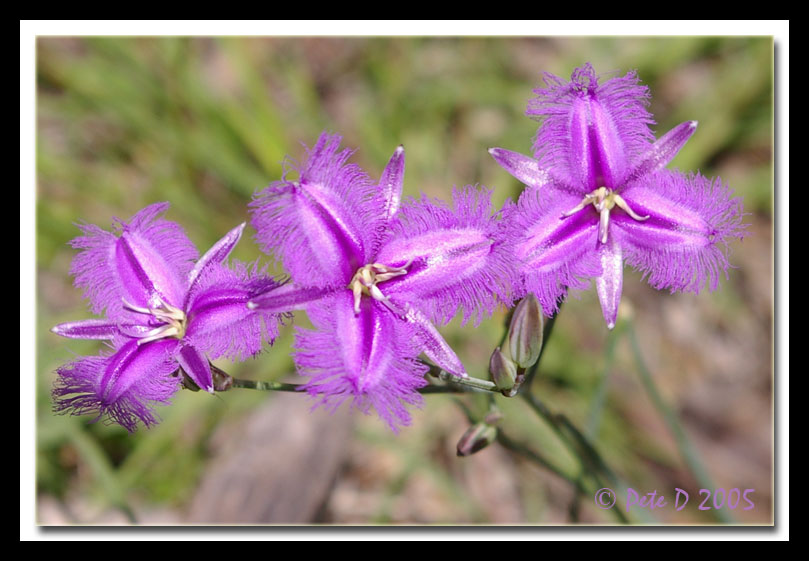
[36,36,773,525]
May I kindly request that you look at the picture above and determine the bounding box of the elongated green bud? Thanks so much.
[489,347,518,391]
[456,422,498,457]
[508,294,544,369]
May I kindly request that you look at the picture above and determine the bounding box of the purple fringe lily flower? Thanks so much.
[490,63,746,328]
[51,203,283,431]
[249,133,515,430]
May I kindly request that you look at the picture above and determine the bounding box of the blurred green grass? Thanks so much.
[35,36,773,524]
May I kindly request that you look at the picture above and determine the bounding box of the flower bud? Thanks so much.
[489,347,518,391]
[177,367,201,392]
[456,422,498,457]
[211,363,234,392]
[179,363,233,392]
[507,294,544,369]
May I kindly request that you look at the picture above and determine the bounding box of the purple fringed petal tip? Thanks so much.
[69,202,198,318]
[249,132,383,289]
[377,185,519,326]
[295,293,428,432]
[53,340,181,432]
[527,63,655,192]
[617,170,747,295]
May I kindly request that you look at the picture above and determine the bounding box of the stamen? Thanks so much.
[614,194,649,222]
[599,207,611,244]
[137,325,181,345]
[122,299,153,316]
[560,194,597,218]
[352,281,364,314]
[121,298,188,343]
[349,260,412,315]
[560,187,650,244]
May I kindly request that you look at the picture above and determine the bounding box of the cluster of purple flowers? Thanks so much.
[51,63,746,432]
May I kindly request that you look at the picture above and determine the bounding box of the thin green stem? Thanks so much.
[230,378,302,392]
[230,373,496,395]
[64,422,137,523]
[523,392,618,484]
[571,324,624,520]
[422,361,500,393]
[419,385,469,394]
[438,373,499,392]
[627,322,734,524]
[495,431,585,492]
[522,391,632,523]
[586,324,623,437]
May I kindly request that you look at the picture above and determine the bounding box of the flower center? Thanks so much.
[348,260,411,314]
[561,186,649,244]
[122,298,188,345]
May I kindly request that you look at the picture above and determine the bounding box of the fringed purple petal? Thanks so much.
[53,339,181,432]
[175,344,213,393]
[116,204,197,309]
[377,186,517,325]
[294,292,427,432]
[98,338,180,404]
[527,63,655,192]
[185,261,284,360]
[52,354,109,422]
[69,203,198,318]
[616,170,747,293]
[595,237,623,330]
[67,223,119,316]
[625,121,698,184]
[185,222,246,308]
[402,304,467,377]
[504,186,602,316]
[51,319,120,340]
[379,145,405,221]
[250,133,385,288]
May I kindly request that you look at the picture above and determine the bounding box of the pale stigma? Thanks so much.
[561,187,649,244]
[349,260,412,314]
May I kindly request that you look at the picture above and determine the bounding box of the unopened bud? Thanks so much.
[177,367,201,392]
[210,363,234,392]
[508,294,544,369]
[489,347,518,391]
[456,422,498,457]
[177,363,234,392]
